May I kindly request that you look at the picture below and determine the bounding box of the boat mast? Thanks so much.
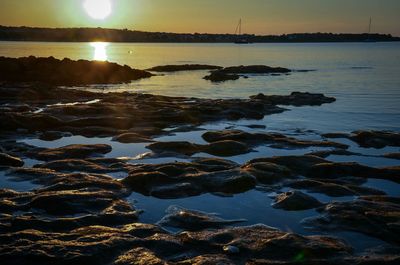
[235,19,242,36]
[368,17,372,34]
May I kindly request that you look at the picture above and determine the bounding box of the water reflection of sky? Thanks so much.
[90,42,108,61]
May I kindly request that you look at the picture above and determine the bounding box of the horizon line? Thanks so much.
[0,25,398,38]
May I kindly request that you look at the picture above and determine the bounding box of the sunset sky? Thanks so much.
[0,0,399,35]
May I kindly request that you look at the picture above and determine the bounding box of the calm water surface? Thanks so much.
[1,41,399,132]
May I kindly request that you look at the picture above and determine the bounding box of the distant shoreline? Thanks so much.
[1,25,399,43]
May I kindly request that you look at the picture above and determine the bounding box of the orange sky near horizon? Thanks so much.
[0,0,399,36]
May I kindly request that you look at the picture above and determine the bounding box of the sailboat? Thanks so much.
[234,19,251,44]
[364,17,375,42]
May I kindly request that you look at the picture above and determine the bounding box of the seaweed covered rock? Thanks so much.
[0,56,153,85]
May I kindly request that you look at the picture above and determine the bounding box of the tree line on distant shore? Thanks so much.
[0,26,398,43]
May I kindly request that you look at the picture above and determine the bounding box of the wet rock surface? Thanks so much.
[0,82,399,264]
[0,152,24,167]
[122,158,256,198]
[272,190,324,211]
[0,56,153,85]
[158,205,246,231]
[323,130,400,148]
[147,140,251,157]
[303,196,400,245]
[34,144,112,161]
[0,85,335,140]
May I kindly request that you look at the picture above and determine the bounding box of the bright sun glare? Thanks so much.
[91,42,109,61]
[83,0,112,20]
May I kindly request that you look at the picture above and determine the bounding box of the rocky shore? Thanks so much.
[0,65,400,264]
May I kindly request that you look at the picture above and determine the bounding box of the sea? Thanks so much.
[1,41,399,251]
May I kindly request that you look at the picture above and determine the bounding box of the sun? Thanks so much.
[83,0,112,20]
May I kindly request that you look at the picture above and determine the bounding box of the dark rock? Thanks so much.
[350,130,400,148]
[122,160,255,198]
[251,92,336,106]
[0,152,24,167]
[303,196,400,245]
[203,72,240,82]
[245,124,266,129]
[35,144,112,161]
[323,130,400,149]
[218,65,291,74]
[202,129,347,149]
[272,190,323,211]
[204,140,250,157]
[322,132,350,139]
[384,153,400,160]
[112,132,153,143]
[147,140,251,157]
[34,159,117,173]
[158,205,246,231]
[287,179,385,197]
[38,131,68,141]
[179,224,352,261]
[147,141,202,156]
[0,56,153,85]
[147,64,222,72]
[242,162,293,184]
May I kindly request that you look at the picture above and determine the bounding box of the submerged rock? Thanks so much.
[202,129,347,149]
[272,190,324,211]
[0,56,153,85]
[122,159,255,198]
[350,130,400,148]
[251,91,336,106]
[241,162,293,184]
[147,64,222,72]
[0,152,24,167]
[203,72,241,82]
[112,132,153,143]
[146,140,251,157]
[35,144,112,161]
[303,196,400,245]
[323,130,400,148]
[158,205,246,231]
[218,65,291,74]
[287,179,385,197]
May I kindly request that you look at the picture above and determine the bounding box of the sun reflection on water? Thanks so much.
[90,42,109,61]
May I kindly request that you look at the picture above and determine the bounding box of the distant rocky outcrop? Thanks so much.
[204,65,291,82]
[0,56,153,85]
[147,64,222,72]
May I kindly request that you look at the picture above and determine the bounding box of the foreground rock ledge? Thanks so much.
[0,85,336,140]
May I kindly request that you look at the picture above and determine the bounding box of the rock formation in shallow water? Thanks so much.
[147,64,222,72]
[0,56,153,85]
